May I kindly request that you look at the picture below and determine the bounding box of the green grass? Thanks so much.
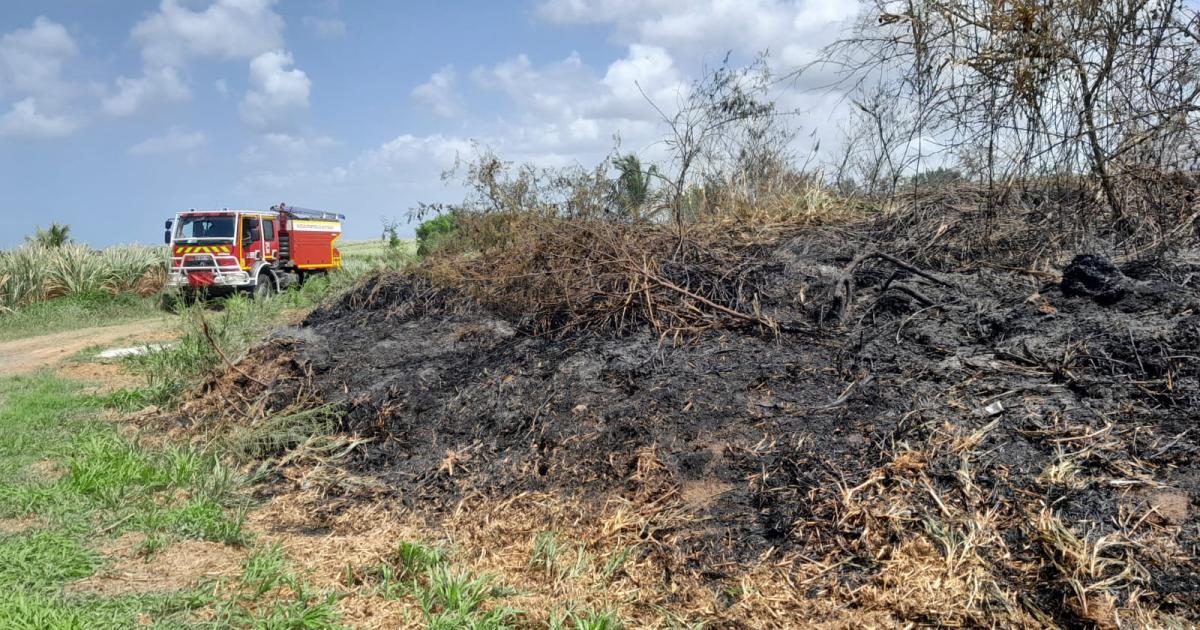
[0,373,348,629]
[0,374,215,627]
[207,545,346,629]
[122,293,287,404]
[356,540,537,629]
[0,291,164,342]
[317,238,416,297]
[338,238,417,273]
[548,609,623,630]
[0,371,628,629]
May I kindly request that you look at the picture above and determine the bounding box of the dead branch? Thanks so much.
[832,250,955,323]
[200,315,269,388]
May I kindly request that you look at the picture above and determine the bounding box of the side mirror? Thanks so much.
[163,219,173,244]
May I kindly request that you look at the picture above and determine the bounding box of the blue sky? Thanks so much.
[0,1,857,247]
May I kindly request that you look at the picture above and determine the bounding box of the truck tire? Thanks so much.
[159,291,180,312]
[252,272,276,300]
[160,289,200,312]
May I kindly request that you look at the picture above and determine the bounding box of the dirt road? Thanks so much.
[0,320,173,376]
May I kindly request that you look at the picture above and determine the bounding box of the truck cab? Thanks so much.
[165,205,343,298]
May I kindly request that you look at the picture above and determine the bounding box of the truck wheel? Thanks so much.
[160,289,200,312]
[252,272,277,300]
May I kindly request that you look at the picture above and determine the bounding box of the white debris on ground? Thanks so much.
[97,344,173,359]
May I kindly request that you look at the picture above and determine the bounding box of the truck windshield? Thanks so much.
[175,216,235,242]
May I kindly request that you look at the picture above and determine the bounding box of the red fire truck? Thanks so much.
[165,204,343,298]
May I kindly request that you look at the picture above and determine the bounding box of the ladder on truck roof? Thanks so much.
[273,204,345,221]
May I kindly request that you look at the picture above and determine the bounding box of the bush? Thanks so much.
[416,214,460,256]
[908,168,963,187]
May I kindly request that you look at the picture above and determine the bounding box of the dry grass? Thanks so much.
[67,532,246,596]
[396,179,870,340]
[241,479,1049,628]
[388,221,810,339]
[233,424,1194,630]
[57,362,146,394]
[867,178,1200,272]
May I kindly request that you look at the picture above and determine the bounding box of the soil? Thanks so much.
[0,516,39,536]
[67,532,245,596]
[57,362,145,392]
[0,320,173,376]
[22,459,66,484]
[192,234,1200,627]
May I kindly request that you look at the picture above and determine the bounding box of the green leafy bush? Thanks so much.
[416,213,460,256]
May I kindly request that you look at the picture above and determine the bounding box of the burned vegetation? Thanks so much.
[183,183,1200,629]
[177,2,1200,623]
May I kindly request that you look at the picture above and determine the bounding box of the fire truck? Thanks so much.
[165,204,343,298]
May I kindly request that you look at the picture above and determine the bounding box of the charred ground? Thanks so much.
[186,194,1199,628]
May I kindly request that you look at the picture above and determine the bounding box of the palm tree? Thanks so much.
[28,223,72,248]
[610,154,659,221]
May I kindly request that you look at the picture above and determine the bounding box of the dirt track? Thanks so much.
[0,320,171,376]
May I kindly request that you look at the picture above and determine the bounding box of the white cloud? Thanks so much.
[237,170,315,193]
[239,50,311,128]
[536,0,673,26]
[234,132,477,215]
[243,0,863,233]
[302,16,346,38]
[102,67,190,116]
[538,0,856,64]
[594,44,683,119]
[348,134,474,177]
[235,131,342,198]
[245,45,679,201]
[107,0,296,117]
[238,133,470,194]
[262,132,336,155]
[534,0,860,119]
[524,0,860,158]
[240,131,337,165]
[0,17,83,139]
[412,66,463,118]
[0,98,79,139]
[473,53,600,120]
[0,16,78,101]
[215,78,228,96]
[465,45,685,161]
[129,127,207,155]
[133,0,285,69]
